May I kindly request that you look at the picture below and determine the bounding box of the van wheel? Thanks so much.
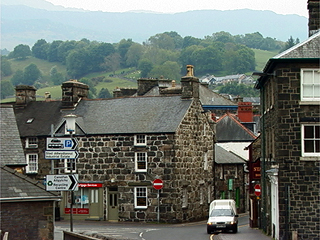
[233,225,238,233]
[207,228,211,234]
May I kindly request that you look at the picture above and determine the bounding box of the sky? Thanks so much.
[46,0,308,17]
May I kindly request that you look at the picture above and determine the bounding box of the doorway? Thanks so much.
[108,187,118,221]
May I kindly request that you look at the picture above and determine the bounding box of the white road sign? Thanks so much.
[45,150,79,159]
[46,174,78,191]
[46,137,78,150]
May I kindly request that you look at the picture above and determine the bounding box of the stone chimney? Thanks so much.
[181,65,199,99]
[15,85,36,106]
[308,0,320,36]
[61,79,89,108]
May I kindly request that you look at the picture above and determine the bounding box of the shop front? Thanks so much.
[60,182,104,220]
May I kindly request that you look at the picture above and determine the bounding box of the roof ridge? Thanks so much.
[228,113,257,139]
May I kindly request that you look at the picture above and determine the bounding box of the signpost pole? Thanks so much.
[70,191,74,232]
[157,190,160,223]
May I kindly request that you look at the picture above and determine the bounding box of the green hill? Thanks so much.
[1,48,275,102]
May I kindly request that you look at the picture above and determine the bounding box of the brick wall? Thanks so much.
[1,201,55,240]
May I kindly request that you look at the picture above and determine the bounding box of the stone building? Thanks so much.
[0,105,60,240]
[9,66,215,223]
[254,1,320,239]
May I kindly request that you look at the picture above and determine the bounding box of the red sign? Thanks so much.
[153,179,163,190]
[64,208,89,214]
[254,184,261,197]
[78,183,103,188]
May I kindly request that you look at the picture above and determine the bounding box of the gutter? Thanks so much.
[1,196,61,202]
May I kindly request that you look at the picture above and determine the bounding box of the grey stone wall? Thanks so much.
[71,99,214,223]
[263,62,320,239]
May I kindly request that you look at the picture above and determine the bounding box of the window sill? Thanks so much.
[299,101,320,105]
[300,156,320,161]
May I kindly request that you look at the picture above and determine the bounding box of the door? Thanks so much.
[108,187,118,221]
[89,188,100,219]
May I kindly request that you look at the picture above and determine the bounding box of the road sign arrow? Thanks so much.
[69,174,78,190]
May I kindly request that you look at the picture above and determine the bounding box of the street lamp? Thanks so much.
[64,113,77,232]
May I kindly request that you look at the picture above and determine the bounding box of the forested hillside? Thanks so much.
[1,31,284,100]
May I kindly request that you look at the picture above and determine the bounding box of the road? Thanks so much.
[55,214,272,240]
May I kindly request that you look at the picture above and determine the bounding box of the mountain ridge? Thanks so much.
[1,3,308,50]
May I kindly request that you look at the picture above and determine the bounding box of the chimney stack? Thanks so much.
[15,85,36,106]
[61,80,89,108]
[308,0,320,37]
[181,65,199,99]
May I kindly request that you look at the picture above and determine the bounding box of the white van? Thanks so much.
[207,199,238,234]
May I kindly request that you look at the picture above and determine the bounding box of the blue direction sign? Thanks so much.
[46,137,78,150]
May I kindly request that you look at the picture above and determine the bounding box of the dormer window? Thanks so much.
[26,137,38,148]
[134,134,146,146]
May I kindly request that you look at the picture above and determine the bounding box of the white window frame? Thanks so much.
[135,152,147,172]
[134,134,146,146]
[203,152,208,170]
[64,159,77,173]
[26,153,38,173]
[134,187,148,209]
[301,124,320,156]
[301,69,320,101]
[26,137,38,148]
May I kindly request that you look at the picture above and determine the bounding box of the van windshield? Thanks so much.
[210,209,234,217]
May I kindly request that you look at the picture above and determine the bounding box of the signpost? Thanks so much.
[45,150,79,159]
[46,137,78,150]
[254,184,261,197]
[153,179,163,222]
[46,174,79,191]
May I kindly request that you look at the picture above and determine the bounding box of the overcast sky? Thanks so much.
[46,0,308,17]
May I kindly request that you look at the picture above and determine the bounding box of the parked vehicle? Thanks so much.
[207,199,238,234]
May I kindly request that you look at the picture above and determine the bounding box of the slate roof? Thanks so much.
[216,113,257,142]
[0,105,26,166]
[199,84,237,107]
[215,144,246,164]
[216,142,250,161]
[273,31,320,59]
[0,165,60,202]
[14,96,192,136]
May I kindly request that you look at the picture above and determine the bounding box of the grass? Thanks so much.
[253,49,278,71]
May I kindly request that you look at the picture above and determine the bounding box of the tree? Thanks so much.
[1,80,14,99]
[57,40,77,64]
[98,88,112,98]
[149,61,181,80]
[32,39,48,60]
[24,63,41,85]
[101,53,121,75]
[66,49,90,78]
[280,36,300,52]
[47,40,63,62]
[50,66,65,85]
[125,43,144,67]
[138,59,153,78]
[182,36,201,48]
[11,70,24,86]
[148,33,175,50]
[118,39,133,67]
[1,58,12,77]
[10,44,31,60]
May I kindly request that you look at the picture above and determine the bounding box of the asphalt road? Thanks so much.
[54,214,272,240]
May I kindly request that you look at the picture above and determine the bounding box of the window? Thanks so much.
[203,152,208,170]
[301,69,320,101]
[26,137,38,148]
[301,124,320,156]
[135,152,147,172]
[26,154,38,173]
[182,188,188,208]
[134,187,147,209]
[134,134,146,146]
[64,159,76,173]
